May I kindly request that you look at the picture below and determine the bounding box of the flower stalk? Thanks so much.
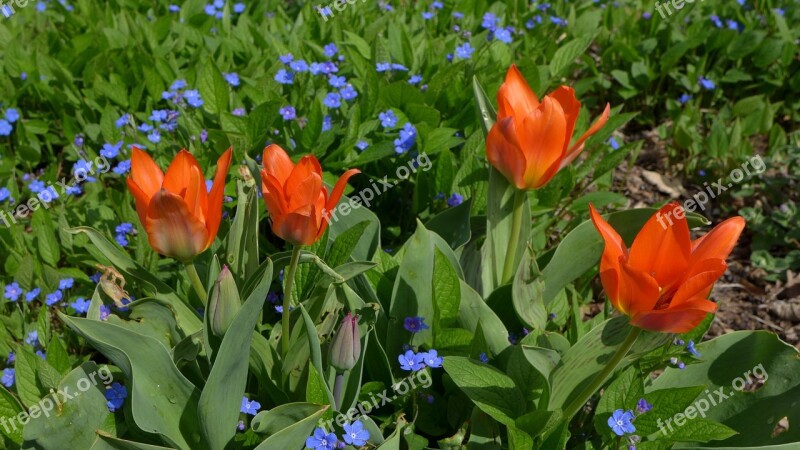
[281,244,302,357]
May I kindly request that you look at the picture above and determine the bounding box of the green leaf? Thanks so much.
[32,209,60,266]
[512,246,547,330]
[198,259,272,450]
[59,314,204,450]
[0,385,24,444]
[549,36,593,77]
[472,76,496,135]
[197,60,230,115]
[443,356,526,426]
[251,403,329,450]
[425,198,472,250]
[14,346,48,407]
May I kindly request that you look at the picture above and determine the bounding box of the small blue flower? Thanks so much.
[355,140,369,151]
[479,352,489,363]
[274,69,294,85]
[481,12,499,30]
[25,288,40,302]
[394,123,417,154]
[184,90,204,107]
[419,349,443,368]
[454,42,474,59]
[223,72,240,87]
[342,421,370,446]
[289,60,309,72]
[403,316,429,333]
[422,11,434,20]
[379,110,398,128]
[376,62,392,72]
[495,27,513,44]
[99,305,112,321]
[232,108,246,117]
[608,137,620,150]
[323,92,342,109]
[306,427,338,450]
[113,160,132,175]
[240,397,261,415]
[328,75,346,88]
[59,278,74,290]
[170,79,187,91]
[101,141,123,159]
[447,193,464,207]
[323,43,338,58]
[71,297,90,315]
[686,340,701,357]
[698,76,715,90]
[115,114,130,128]
[25,330,39,347]
[115,234,129,247]
[168,4,180,12]
[279,53,294,64]
[105,383,128,412]
[636,398,652,414]
[4,282,22,302]
[710,15,723,28]
[608,409,636,436]
[678,93,692,104]
[0,120,11,136]
[5,109,20,123]
[46,290,63,306]
[409,74,423,85]
[321,115,332,132]
[340,84,358,101]
[398,350,425,371]
[28,180,46,194]
[279,106,296,121]
[0,187,10,203]
[1,368,14,388]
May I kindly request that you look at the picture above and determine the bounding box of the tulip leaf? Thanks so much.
[443,356,526,427]
[198,259,272,450]
[650,331,800,447]
[22,362,113,449]
[225,180,260,286]
[59,313,204,450]
[251,403,329,450]
[472,75,496,135]
[458,279,511,363]
[66,226,203,336]
[540,208,711,305]
[298,304,337,408]
[512,246,547,330]
[92,433,176,449]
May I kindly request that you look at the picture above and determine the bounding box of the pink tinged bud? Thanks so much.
[329,313,361,372]
[207,265,241,337]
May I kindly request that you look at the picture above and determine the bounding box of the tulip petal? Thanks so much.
[286,156,324,211]
[670,259,727,306]
[163,150,203,197]
[487,117,529,189]
[589,204,627,275]
[319,168,360,238]
[628,202,691,287]
[690,216,745,266]
[561,103,611,168]
[548,86,581,153]
[145,190,209,261]
[205,148,233,248]
[616,261,660,317]
[262,144,295,185]
[519,97,568,189]
[129,147,164,200]
[630,299,717,333]
[497,65,540,120]
[261,173,289,218]
[274,207,320,246]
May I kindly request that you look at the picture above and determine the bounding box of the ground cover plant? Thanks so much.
[0,0,799,449]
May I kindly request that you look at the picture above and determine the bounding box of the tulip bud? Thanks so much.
[207,266,241,337]
[329,313,361,372]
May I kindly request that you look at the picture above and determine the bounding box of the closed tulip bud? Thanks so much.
[207,266,241,337]
[329,313,361,372]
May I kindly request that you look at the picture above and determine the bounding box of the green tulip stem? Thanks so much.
[281,244,302,358]
[501,189,526,285]
[184,261,208,305]
[563,326,643,420]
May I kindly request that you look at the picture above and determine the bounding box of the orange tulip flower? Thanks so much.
[127,147,232,262]
[260,144,359,246]
[590,203,745,333]
[487,64,611,190]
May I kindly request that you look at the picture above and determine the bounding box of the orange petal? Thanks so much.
[286,156,324,211]
[145,190,209,261]
[497,65,540,119]
[589,204,627,278]
[127,177,153,227]
[630,299,717,333]
[261,172,289,219]
[163,150,203,196]
[273,209,320,246]
[561,103,611,168]
[628,202,691,287]
[129,147,164,200]
[205,148,233,248]
[548,86,581,153]
[690,216,745,265]
[670,259,727,306]
[487,117,529,189]
[325,168,361,214]
[518,97,567,189]
[263,144,296,185]
[616,261,660,317]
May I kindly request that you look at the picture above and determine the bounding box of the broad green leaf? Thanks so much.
[443,357,526,426]
[251,403,329,450]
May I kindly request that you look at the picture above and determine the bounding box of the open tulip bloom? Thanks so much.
[487,64,610,190]
[590,202,745,333]
[127,147,232,262]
